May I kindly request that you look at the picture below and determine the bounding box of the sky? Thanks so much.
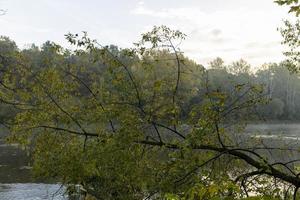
[0,0,293,68]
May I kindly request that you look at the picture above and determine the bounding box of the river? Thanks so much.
[0,123,299,199]
[0,184,67,200]
[0,136,69,199]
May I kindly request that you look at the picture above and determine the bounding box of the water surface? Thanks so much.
[0,184,67,200]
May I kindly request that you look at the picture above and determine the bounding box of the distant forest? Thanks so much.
[0,36,299,122]
[206,58,300,121]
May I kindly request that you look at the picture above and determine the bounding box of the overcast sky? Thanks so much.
[0,0,293,67]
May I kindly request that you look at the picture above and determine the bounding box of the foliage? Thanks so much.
[0,26,300,199]
[275,0,300,16]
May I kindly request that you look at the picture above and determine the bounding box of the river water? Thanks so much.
[0,137,68,199]
[0,123,299,199]
[247,123,300,140]
[0,184,67,200]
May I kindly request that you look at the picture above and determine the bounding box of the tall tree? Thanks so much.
[1,26,300,199]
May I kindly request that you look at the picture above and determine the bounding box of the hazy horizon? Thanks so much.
[0,0,293,68]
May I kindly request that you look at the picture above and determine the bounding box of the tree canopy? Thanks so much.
[0,25,300,199]
[275,0,300,15]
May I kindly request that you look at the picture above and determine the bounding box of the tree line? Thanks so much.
[1,2,300,198]
[1,36,300,124]
[0,24,299,199]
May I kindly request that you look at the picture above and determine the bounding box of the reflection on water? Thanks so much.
[0,123,299,199]
[246,123,300,140]
[0,137,68,199]
[0,184,67,200]
[252,134,300,140]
